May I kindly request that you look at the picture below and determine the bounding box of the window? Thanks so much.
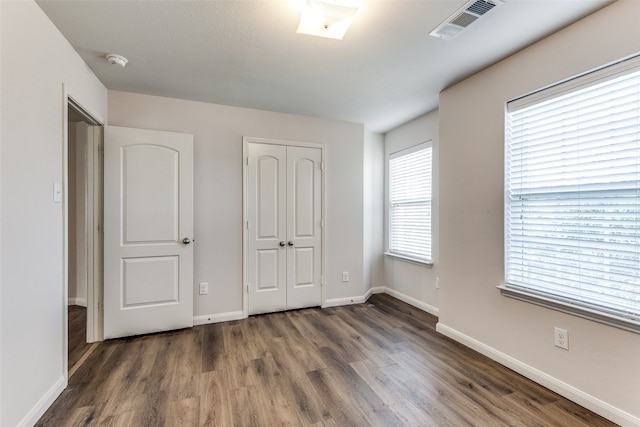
[502,56,640,333]
[388,142,432,264]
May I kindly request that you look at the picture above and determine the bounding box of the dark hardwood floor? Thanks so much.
[68,305,92,371]
[40,294,616,426]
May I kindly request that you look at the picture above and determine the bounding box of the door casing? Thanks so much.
[242,137,326,317]
[63,91,105,384]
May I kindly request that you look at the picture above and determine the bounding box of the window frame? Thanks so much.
[500,55,640,334]
[386,141,433,266]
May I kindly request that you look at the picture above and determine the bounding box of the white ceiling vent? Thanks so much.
[430,0,505,40]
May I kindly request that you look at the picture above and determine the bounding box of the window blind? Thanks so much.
[389,143,432,263]
[504,58,640,331]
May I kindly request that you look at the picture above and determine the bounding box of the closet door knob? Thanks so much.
[279,241,285,247]
[288,240,294,246]
[182,237,191,244]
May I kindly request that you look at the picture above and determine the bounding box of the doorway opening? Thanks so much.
[66,97,103,376]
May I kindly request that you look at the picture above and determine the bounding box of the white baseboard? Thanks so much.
[370,286,386,295]
[323,294,369,307]
[67,297,87,307]
[17,376,66,427]
[380,287,439,316]
[325,287,439,319]
[193,310,245,326]
[436,322,640,427]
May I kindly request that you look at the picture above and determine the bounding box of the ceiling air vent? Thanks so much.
[429,0,505,40]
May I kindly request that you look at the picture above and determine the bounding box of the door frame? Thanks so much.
[63,89,104,380]
[242,137,326,317]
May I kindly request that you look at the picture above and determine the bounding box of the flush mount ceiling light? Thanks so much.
[106,53,128,67]
[296,0,361,40]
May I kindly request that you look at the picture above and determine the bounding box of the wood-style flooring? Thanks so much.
[39,294,616,426]
[68,305,92,370]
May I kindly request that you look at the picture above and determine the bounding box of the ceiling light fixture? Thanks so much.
[106,53,128,67]
[296,0,361,40]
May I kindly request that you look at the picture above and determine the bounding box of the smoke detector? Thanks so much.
[106,53,128,67]
[429,0,505,40]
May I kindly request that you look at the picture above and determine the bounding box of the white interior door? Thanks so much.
[286,146,322,309]
[104,125,194,339]
[247,141,322,315]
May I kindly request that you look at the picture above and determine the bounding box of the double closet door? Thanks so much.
[246,141,323,315]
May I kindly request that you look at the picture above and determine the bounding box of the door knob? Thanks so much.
[182,237,191,244]
[279,241,285,247]
[288,240,294,246]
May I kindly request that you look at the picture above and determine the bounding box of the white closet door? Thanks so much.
[247,143,288,314]
[286,146,322,310]
[247,142,322,314]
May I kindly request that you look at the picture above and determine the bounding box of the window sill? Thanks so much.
[497,284,640,334]
[384,252,433,267]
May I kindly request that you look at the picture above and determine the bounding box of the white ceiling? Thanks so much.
[37,0,613,133]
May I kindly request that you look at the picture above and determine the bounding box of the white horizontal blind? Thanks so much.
[505,61,640,328]
[389,143,432,262]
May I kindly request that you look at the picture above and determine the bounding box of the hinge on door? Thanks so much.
[246,157,249,166]
[98,142,104,156]
[320,162,324,171]
[98,224,103,233]
[246,220,250,229]
[246,284,249,293]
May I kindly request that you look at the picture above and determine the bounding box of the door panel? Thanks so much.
[247,142,322,314]
[287,146,322,309]
[248,144,287,314]
[122,256,179,306]
[122,145,179,244]
[256,155,282,240]
[293,247,314,286]
[104,125,194,339]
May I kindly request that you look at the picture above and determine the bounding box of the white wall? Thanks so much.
[0,1,107,426]
[382,110,439,314]
[363,129,385,294]
[107,90,371,318]
[437,1,640,425]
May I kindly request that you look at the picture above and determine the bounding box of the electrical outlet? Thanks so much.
[199,282,209,295]
[342,272,349,282]
[554,327,569,350]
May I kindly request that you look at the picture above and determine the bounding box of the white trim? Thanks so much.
[193,311,246,326]
[16,376,66,427]
[86,125,104,343]
[382,287,439,316]
[384,252,433,267]
[368,286,439,316]
[435,323,640,427]
[323,295,369,307]
[62,86,70,385]
[363,287,374,301]
[67,298,87,307]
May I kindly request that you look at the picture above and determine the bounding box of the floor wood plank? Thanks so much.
[39,294,617,426]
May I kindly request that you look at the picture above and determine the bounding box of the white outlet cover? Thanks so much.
[199,282,209,295]
[554,327,569,350]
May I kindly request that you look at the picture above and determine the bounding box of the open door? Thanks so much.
[103,125,194,339]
